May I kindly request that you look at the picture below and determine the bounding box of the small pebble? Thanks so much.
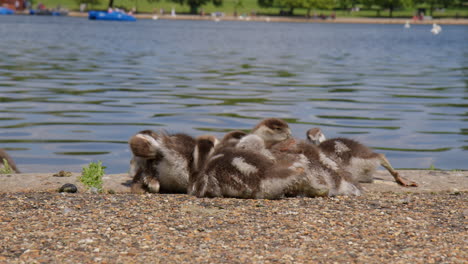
[88,187,100,194]
[58,183,77,193]
[400,197,412,204]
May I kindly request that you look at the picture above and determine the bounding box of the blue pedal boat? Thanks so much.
[88,11,136,21]
[0,7,14,15]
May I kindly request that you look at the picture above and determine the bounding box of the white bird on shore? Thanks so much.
[404,20,410,29]
[431,23,442,35]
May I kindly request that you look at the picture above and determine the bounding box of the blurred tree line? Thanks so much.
[78,0,221,14]
[77,0,467,16]
[260,0,467,17]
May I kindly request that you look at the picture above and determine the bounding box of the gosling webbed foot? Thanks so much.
[394,174,418,187]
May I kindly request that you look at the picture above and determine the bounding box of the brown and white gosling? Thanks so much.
[269,137,363,197]
[128,130,198,193]
[128,129,244,194]
[217,130,248,149]
[306,128,418,187]
[250,118,362,196]
[250,118,292,147]
[189,134,331,199]
[0,149,20,173]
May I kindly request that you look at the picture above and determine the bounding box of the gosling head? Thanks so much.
[128,130,161,158]
[306,128,326,145]
[220,130,248,148]
[251,118,292,145]
[193,135,219,172]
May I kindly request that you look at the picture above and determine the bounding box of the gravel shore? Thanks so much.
[1,170,466,263]
[1,191,466,263]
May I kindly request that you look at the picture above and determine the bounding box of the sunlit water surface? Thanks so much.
[0,16,466,173]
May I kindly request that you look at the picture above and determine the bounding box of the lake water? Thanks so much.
[0,15,466,174]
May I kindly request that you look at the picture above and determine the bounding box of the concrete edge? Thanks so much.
[0,170,466,194]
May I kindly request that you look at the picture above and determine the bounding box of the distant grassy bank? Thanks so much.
[36,0,467,19]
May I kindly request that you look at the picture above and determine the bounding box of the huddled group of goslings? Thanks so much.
[128,118,418,199]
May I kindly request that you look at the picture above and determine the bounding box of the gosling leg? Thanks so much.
[378,153,418,187]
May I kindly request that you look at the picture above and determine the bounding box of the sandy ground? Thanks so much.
[67,11,468,25]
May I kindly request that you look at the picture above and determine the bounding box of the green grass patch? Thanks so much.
[0,159,13,174]
[80,161,106,192]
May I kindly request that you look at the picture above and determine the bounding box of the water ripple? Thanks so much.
[0,16,466,172]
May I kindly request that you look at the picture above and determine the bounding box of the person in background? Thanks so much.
[37,2,45,10]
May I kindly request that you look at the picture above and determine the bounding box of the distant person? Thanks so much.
[171,7,176,17]
[330,12,336,19]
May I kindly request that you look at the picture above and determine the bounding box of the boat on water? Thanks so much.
[29,9,68,16]
[88,10,136,21]
[0,7,14,15]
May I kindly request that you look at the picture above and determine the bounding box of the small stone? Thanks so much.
[78,238,94,244]
[400,197,411,204]
[58,183,78,193]
[462,210,468,218]
[88,187,100,194]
